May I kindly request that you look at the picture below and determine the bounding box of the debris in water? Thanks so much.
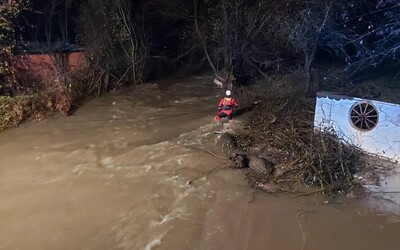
[224,98,369,195]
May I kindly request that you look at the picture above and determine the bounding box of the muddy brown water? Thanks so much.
[1,76,400,250]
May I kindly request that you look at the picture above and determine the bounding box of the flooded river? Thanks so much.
[1,76,400,250]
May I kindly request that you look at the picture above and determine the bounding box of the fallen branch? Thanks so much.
[368,191,400,194]
[292,188,325,198]
[187,163,230,185]
[191,146,229,160]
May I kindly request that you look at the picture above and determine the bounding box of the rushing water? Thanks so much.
[0,76,399,250]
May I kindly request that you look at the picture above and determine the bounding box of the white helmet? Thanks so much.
[225,90,232,96]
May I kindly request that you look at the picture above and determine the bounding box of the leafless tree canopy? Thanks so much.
[340,0,400,74]
[2,0,400,95]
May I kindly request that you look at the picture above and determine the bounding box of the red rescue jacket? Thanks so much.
[218,97,238,110]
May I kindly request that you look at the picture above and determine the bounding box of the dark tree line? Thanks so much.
[1,0,400,96]
[149,0,400,94]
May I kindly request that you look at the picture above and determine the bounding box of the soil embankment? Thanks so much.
[217,97,365,195]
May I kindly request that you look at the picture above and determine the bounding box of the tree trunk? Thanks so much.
[305,68,311,96]
[194,0,217,74]
[221,0,231,71]
[304,44,317,96]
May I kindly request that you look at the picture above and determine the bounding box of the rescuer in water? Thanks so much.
[216,90,239,121]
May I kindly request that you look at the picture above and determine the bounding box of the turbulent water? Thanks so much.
[0,76,400,250]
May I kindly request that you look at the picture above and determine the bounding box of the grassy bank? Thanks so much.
[0,78,79,131]
[0,92,70,131]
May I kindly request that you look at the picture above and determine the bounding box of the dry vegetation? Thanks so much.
[227,78,367,195]
[0,73,87,131]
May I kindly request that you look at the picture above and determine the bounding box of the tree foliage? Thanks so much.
[0,0,29,95]
[2,0,400,97]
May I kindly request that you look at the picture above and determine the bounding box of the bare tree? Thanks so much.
[340,0,400,74]
[194,0,216,74]
[79,0,151,93]
[286,0,334,95]
[115,0,150,86]
[79,0,116,94]
[43,0,73,46]
[192,0,284,89]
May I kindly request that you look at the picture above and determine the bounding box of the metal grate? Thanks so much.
[349,102,379,131]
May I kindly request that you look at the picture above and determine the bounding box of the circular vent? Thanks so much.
[349,102,379,131]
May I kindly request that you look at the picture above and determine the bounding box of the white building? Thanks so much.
[314,92,400,162]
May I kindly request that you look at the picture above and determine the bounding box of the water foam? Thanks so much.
[143,231,169,250]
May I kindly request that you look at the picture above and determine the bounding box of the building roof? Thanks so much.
[316,91,400,105]
[16,42,84,55]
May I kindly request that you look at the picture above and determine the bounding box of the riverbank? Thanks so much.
[219,75,399,196]
[0,79,79,131]
[217,98,363,195]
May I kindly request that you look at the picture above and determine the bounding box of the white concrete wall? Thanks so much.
[314,92,400,162]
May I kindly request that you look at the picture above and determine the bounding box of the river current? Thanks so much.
[0,76,399,250]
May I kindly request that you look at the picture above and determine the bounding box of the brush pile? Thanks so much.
[232,97,365,195]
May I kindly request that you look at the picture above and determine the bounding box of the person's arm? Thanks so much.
[233,98,239,107]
